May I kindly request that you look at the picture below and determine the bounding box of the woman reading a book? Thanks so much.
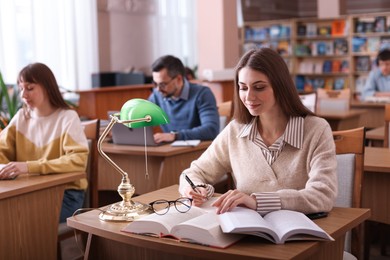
[179,48,337,216]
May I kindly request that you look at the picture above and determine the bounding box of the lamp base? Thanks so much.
[99,200,153,222]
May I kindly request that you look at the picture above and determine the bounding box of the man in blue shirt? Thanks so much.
[148,55,220,143]
[362,48,390,100]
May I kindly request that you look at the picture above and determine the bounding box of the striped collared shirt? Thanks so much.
[238,116,304,165]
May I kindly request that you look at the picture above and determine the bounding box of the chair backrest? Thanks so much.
[332,127,365,259]
[317,88,350,113]
[299,92,317,113]
[81,119,100,208]
[218,100,233,132]
[384,104,390,148]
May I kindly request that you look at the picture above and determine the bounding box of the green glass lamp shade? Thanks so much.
[119,98,169,128]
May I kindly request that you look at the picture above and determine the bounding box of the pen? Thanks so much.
[184,174,199,193]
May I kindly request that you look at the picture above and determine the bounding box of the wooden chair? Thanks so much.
[332,127,365,260]
[57,119,100,260]
[217,100,233,133]
[317,88,351,113]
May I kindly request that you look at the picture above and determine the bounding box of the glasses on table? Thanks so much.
[153,76,177,89]
[149,197,193,215]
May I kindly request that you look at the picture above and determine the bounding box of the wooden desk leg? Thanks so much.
[84,233,93,260]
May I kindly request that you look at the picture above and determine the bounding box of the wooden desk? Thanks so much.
[0,172,85,260]
[76,84,153,120]
[351,101,386,129]
[68,185,370,260]
[363,147,390,224]
[98,142,211,195]
[316,109,367,131]
[366,126,385,147]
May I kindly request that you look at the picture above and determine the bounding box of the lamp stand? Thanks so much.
[97,115,153,222]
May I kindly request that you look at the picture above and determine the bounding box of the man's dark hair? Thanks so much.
[151,55,185,78]
[377,49,390,62]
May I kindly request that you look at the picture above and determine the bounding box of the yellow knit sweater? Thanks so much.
[0,108,89,190]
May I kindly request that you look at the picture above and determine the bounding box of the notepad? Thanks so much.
[171,140,201,147]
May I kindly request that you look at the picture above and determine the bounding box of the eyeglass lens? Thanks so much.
[153,76,176,89]
[150,198,192,215]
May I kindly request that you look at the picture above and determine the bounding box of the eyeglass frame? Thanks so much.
[149,197,193,215]
[152,75,177,89]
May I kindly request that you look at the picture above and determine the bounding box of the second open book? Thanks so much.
[122,199,333,248]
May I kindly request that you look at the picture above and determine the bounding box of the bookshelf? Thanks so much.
[350,13,390,100]
[241,12,390,100]
[242,19,295,72]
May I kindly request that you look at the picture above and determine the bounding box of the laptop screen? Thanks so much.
[107,111,162,146]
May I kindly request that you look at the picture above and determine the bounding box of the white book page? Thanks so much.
[218,207,279,243]
[264,210,333,243]
[172,212,243,248]
[122,206,205,236]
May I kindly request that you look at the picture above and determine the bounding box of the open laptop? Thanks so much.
[108,111,163,146]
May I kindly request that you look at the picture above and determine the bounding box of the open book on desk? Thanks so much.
[121,204,243,248]
[218,207,334,244]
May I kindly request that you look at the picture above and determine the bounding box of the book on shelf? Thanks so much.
[324,78,334,90]
[374,16,387,33]
[306,23,317,37]
[122,199,244,248]
[218,207,334,245]
[334,77,348,90]
[340,60,350,73]
[312,78,325,89]
[318,26,331,36]
[269,24,281,39]
[279,25,291,38]
[352,37,367,53]
[332,60,342,72]
[296,76,305,91]
[334,38,348,55]
[317,42,327,55]
[277,40,290,55]
[322,60,333,73]
[297,24,306,36]
[367,37,381,53]
[355,56,371,72]
[331,20,346,36]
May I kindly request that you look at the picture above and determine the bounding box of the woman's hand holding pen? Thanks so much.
[212,189,257,214]
[184,186,208,206]
[182,174,208,206]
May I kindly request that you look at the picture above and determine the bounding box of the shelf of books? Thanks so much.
[242,20,295,72]
[241,12,390,100]
[293,17,350,93]
[350,13,390,100]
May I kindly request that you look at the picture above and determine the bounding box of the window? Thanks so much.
[0,0,98,91]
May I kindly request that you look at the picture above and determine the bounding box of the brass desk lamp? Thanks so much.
[97,99,169,221]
